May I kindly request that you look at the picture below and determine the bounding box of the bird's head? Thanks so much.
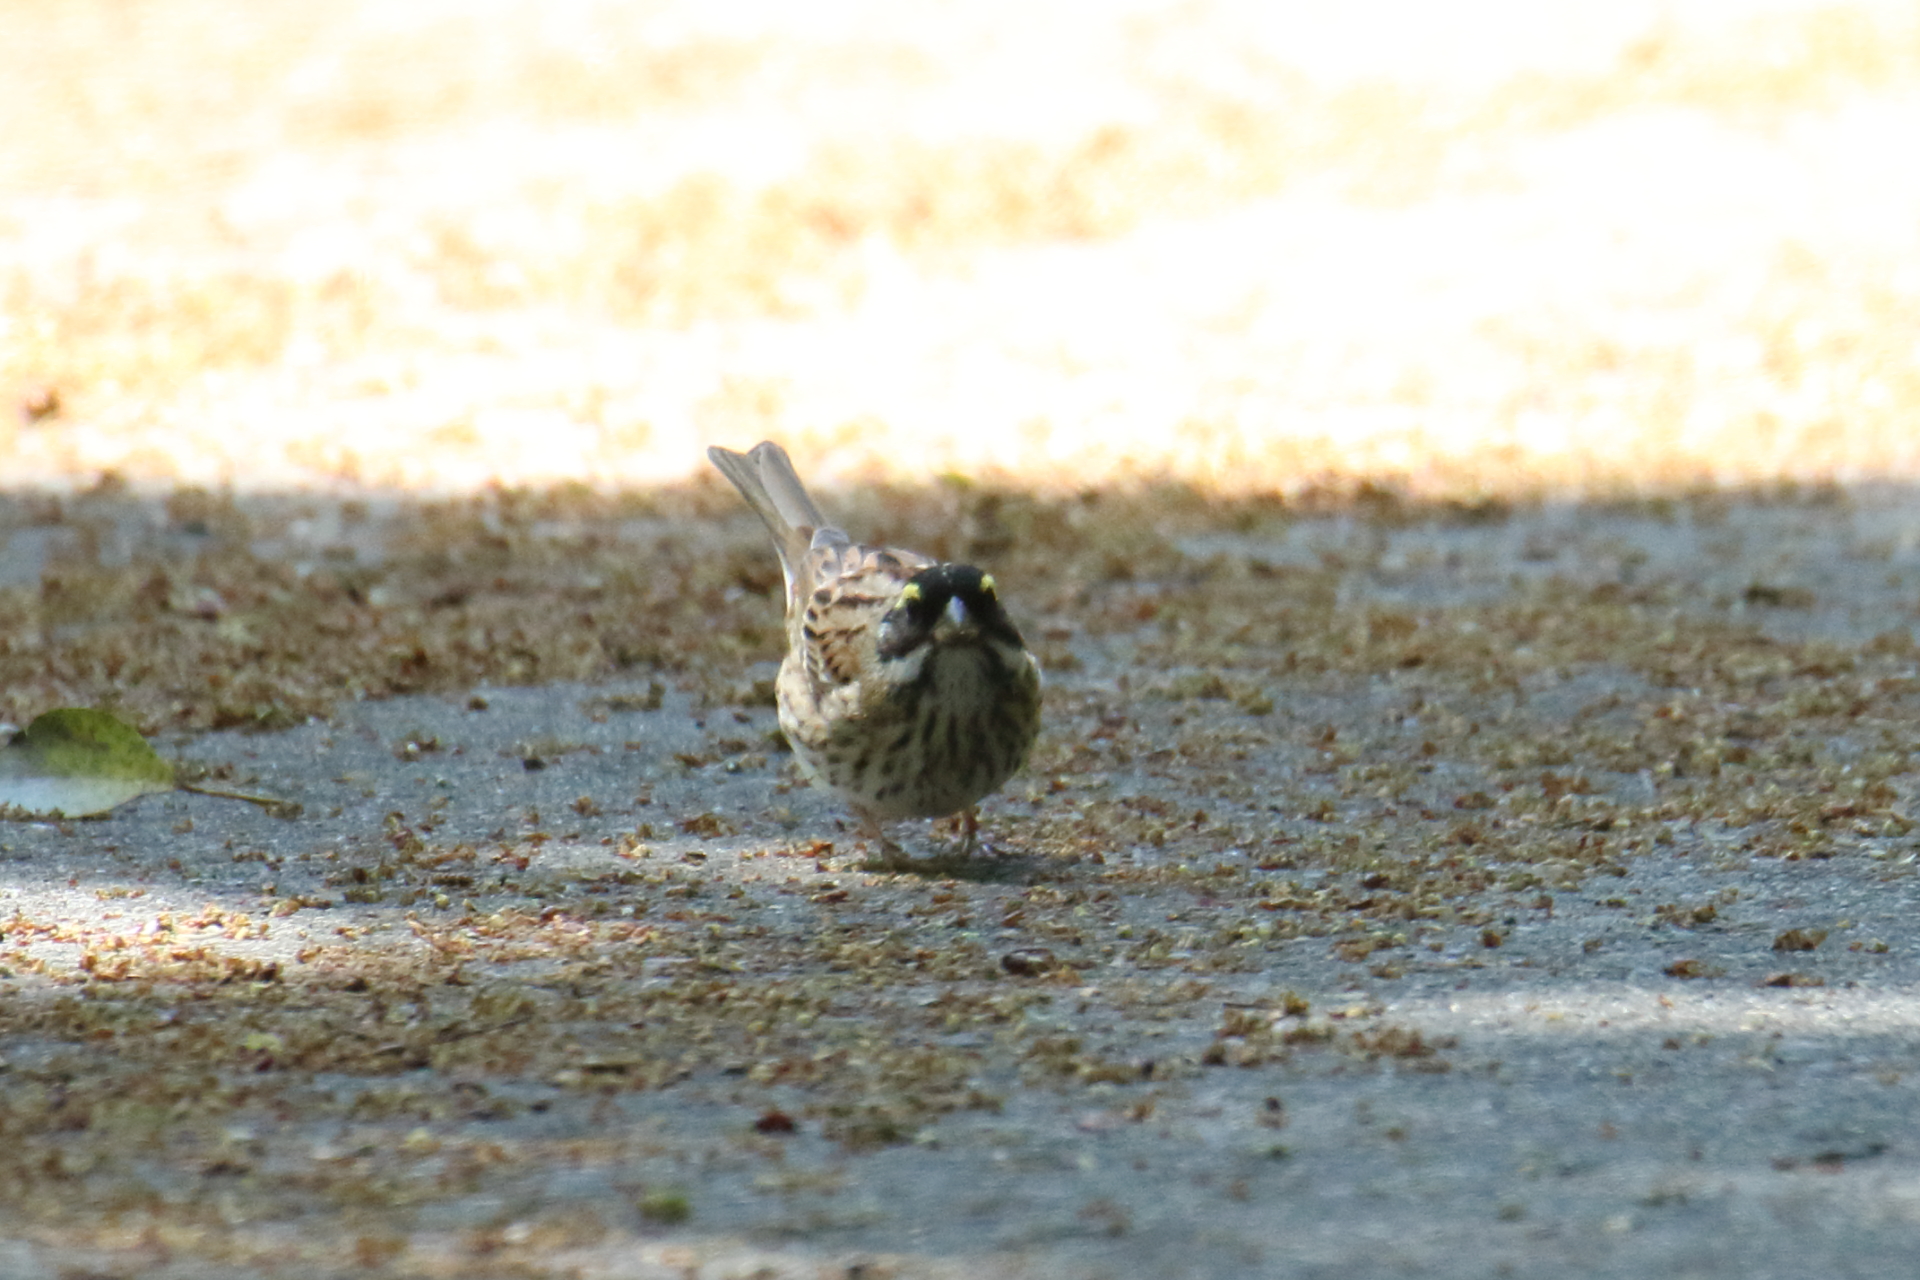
[875,564,1025,661]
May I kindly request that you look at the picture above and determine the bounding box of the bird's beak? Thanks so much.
[936,595,971,635]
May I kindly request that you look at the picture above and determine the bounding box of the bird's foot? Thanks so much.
[953,807,1004,858]
[856,818,912,870]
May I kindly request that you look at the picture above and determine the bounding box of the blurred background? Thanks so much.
[3,0,1918,497]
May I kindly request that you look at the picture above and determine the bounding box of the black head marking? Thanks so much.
[875,563,1025,660]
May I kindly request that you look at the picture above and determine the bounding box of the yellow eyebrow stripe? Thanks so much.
[980,574,996,595]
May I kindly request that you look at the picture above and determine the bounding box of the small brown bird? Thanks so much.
[708,441,1042,857]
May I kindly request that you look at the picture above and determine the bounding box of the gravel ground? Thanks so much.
[8,4,1920,1274]
[4,486,1920,1278]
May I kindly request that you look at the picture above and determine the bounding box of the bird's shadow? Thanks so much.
[855,847,1051,883]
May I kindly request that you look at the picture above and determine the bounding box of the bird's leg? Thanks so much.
[858,813,909,868]
[957,806,981,856]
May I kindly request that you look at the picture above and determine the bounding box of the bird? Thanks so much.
[707,440,1042,859]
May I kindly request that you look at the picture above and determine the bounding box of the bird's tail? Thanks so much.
[707,441,842,601]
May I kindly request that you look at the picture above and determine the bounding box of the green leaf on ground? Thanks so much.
[0,709,177,818]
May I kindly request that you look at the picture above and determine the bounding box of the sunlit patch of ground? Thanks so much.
[4,0,1919,496]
